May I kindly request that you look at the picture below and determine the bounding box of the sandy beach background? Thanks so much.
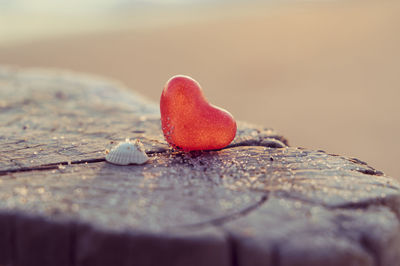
[1,0,399,178]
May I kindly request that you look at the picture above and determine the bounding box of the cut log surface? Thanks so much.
[0,67,399,266]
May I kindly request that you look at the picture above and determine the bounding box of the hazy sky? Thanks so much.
[0,0,222,14]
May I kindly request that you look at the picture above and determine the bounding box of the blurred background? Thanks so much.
[0,0,399,178]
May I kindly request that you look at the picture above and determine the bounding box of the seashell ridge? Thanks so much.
[105,139,149,165]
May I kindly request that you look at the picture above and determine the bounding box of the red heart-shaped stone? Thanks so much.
[160,75,237,151]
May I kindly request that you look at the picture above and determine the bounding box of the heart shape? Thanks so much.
[160,75,237,151]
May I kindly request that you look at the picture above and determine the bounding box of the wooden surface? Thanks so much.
[0,67,399,266]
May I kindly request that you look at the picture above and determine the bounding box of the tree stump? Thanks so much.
[0,67,399,266]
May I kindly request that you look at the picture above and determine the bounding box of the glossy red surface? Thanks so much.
[160,75,237,151]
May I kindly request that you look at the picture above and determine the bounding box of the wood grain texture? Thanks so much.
[0,67,399,266]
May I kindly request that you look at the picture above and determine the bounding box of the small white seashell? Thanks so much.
[105,139,149,165]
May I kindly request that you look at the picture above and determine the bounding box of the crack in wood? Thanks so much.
[1,144,46,153]
[0,158,104,176]
[177,194,269,228]
[273,191,400,224]
[0,141,287,177]
[225,232,239,266]
[356,168,384,176]
[360,235,380,266]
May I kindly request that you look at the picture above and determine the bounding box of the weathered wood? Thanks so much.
[0,67,286,172]
[0,67,399,266]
